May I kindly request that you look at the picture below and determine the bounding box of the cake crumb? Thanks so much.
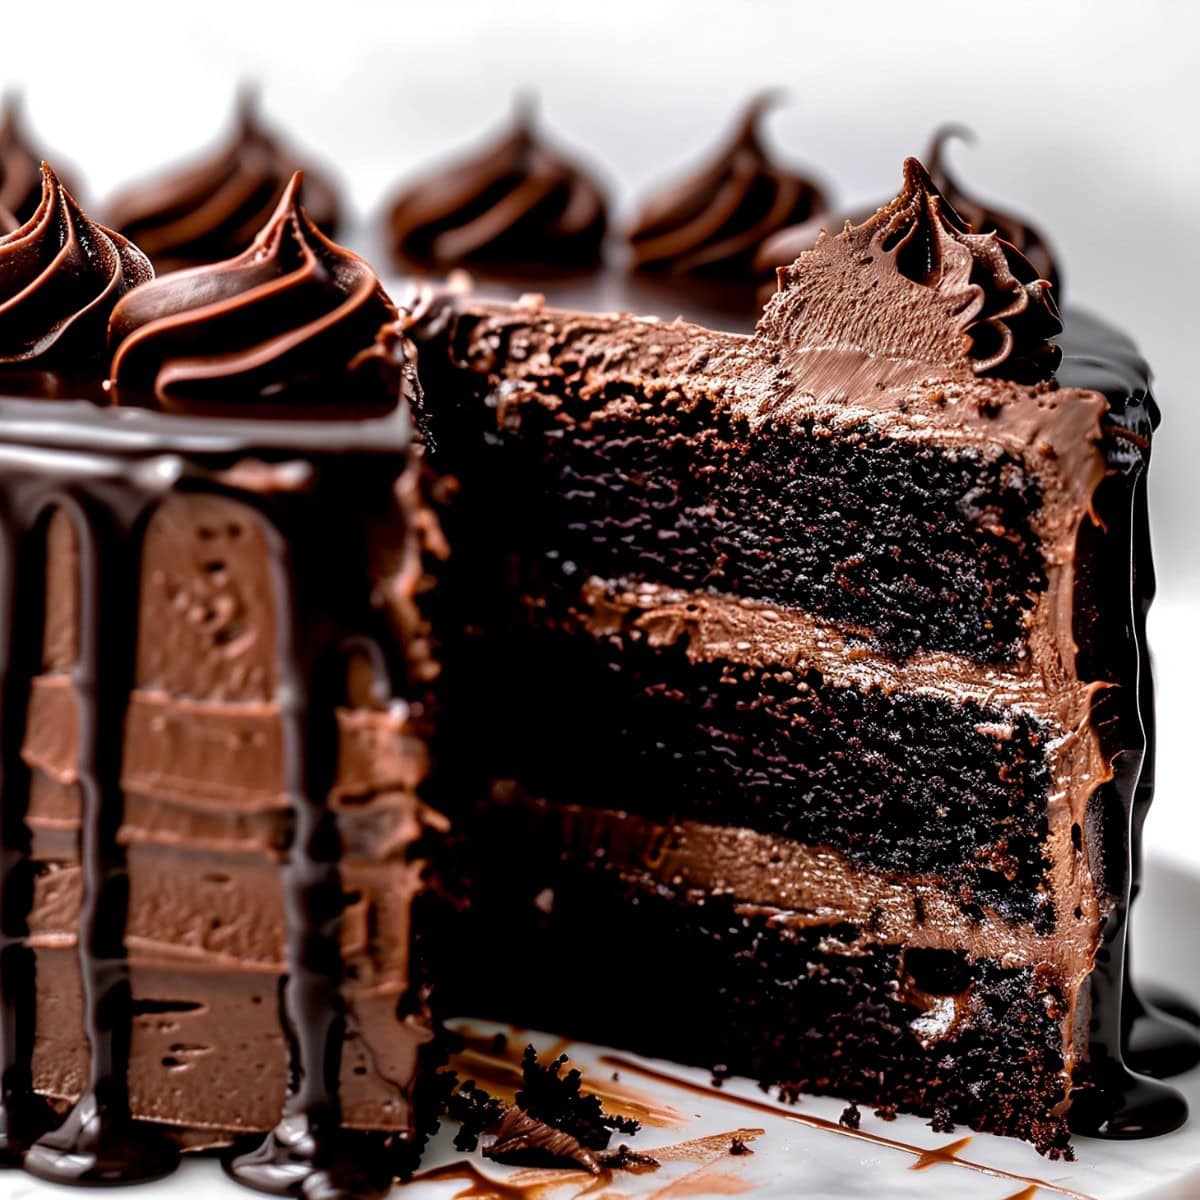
[839,1104,861,1130]
[873,1103,898,1122]
[729,1135,754,1156]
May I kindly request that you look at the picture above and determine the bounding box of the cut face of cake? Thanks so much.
[415,158,1180,1157]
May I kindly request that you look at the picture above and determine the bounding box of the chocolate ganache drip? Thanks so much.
[928,126,1061,293]
[0,164,152,366]
[386,97,608,273]
[105,89,343,272]
[763,157,1061,381]
[629,92,828,279]
[109,172,407,413]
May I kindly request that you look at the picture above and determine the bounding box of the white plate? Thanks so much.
[1,852,1197,1200]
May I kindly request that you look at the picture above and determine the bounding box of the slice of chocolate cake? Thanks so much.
[0,171,446,1196]
[415,158,1185,1157]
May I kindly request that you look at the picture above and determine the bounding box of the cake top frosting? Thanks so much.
[386,97,608,274]
[108,172,411,415]
[926,126,1061,292]
[760,157,1061,380]
[629,93,828,280]
[105,89,343,273]
[0,163,152,368]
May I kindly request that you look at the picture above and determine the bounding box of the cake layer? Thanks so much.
[430,298,1105,667]
[470,577,1095,926]
[449,807,1075,1157]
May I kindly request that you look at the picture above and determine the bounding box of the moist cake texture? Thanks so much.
[415,158,1183,1157]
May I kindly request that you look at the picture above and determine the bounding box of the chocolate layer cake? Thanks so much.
[0,171,446,1194]
[415,159,1185,1157]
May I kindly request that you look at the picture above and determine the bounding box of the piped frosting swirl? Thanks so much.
[106,90,343,272]
[629,93,828,280]
[108,172,407,414]
[386,98,608,273]
[927,126,1061,293]
[0,163,152,366]
[761,157,1061,380]
[1,95,77,224]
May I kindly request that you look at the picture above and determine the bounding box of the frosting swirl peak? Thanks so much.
[927,126,1060,293]
[1,95,77,224]
[629,93,828,280]
[387,98,608,273]
[761,157,1061,380]
[106,90,343,272]
[109,173,406,414]
[0,163,152,366]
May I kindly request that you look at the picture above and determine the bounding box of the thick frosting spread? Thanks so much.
[105,91,342,272]
[0,163,152,366]
[763,157,1062,379]
[108,172,406,413]
[387,98,608,272]
[928,126,1060,293]
[629,93,827,279]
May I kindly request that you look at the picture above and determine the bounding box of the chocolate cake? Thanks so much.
[0,171,446,1194]
[414,158,1188,1159]
[0,103,1190,1194]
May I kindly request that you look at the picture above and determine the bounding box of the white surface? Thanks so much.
[0,0,1195,594]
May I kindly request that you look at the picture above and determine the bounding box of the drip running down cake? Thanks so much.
[0,170,446,1192]
[413,159,1184,1159]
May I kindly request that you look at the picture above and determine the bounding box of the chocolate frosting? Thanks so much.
[105,90,342,272]
[386,98,608,273]
[0,164,152,367]
[629,93,828,279]
[108,173,405,413]
[0,96,79,224]
[764,157,1062,379]
[927,126,1061,293]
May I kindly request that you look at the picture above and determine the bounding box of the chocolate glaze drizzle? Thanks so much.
[628,92,828,279]
[0,164,152,367]
[386,97,608,274]
[105,89,342,272]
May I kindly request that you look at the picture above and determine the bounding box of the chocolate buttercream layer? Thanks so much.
[0,165,151,366]
[387,99,608,275]
[628,93,827,280]
[106,90,342,272]
[429,287,1104,665]
[454,803,1076,1158]
[461,575,1105,928]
